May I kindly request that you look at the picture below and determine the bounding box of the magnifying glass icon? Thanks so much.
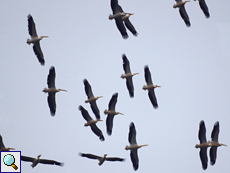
[3,154,18,170]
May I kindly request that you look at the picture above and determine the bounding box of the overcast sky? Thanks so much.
[0,0,230,172]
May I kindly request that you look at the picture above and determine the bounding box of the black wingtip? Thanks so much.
[79,105,83,111]
[122,34,128,39]
[100,136,105,141]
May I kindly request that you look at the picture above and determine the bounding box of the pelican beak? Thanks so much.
[118,112,124,115]
[222,143,227,146]
[59,89,67,92]
[133,73,139,76]
[97,96,103,99]
[41,36,49,38]
[38,155,41,158]
[124,13,134,16]
[155,85,161,88]
[97,120,103,122]
[9,148,15,150]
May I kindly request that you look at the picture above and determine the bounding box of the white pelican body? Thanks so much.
[173,0,191,27]
[79,153,124,166]
[125,122,148,171]
[104,93,123,135]
[79,106,104,141]
[143,66,160,109]
[27,14,48,65]
[110,0,137,39]
[209,121,227,166]
[84,79,102,120]
[43,66,67,116]
[21,154,63,168]
[121,54,139,97]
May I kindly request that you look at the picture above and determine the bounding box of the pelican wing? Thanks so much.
[115,18,128,39]
[90,101,100,120]
[211,121,219,142]
[122,54,131,74]
[79,105,93,122]
[27,14,38,37]
[144,66,153,85]
[129,122,137,145]
[108,93,118,111]
[199,148,208,170]
[198,120,207,144]
[83,79,94,99]
[48,93,56,116]
[21,156,35,162]
[148,89,158,109]
[111,0,119,13]
[210,146,217,165]
[106,157,125,162]
[106,114,115,135]
[0,135,5,150]
[39,159,63,166]
[126,78,134,98]
[130,149,139,171]
[79,153,100,160]
[179,6,191,27]
[124,19,138,36]
[33,42,45,65]
[90,124,105,141]
[199,0,210,18]
[47,66,56,88]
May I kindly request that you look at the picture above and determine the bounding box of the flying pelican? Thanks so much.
[209,121,227,166]
[0,135,14,151]
[79,153,125,165]
[195,120,210,170]
[27,14,48,65]
[21,155,63,168]
[109,0,137,39]
[104,93,123,135]
[125,122,148,171]
[121,54,139,98]
[79,105,105,141]
[43,66,67,116]
[84,79,102,120]
[194,0,210,18]
[173,0,191,27]
[143,66,160,109]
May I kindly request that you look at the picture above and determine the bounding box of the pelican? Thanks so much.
[27,14,48,65]
[121,54,139,98]
[143,66,160,109]
[43,66,67,116]
[79,105,105,141]
[195,120,210,170]
[21,154,63,168]
[84,79,102,120]
[173,0,191,27]
[79,153,125,165]
[0,135,14,151]
[104,93,123,135]
[109,0,137,39]
[194,0,210,18]
[125,122,148,171]
[209,121,227,166]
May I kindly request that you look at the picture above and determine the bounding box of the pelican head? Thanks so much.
[122,13,134,20]
[125,145,129,150]
[58,89,67,92]
[154,85,161,88]
[142,85,147,90]
[43,88,48,93]
[220,143,227,146]
[40,36,49,39]
[139,144,148,148]
[117,112,124,115]
[103,154,108,157]
[37,155,41,159]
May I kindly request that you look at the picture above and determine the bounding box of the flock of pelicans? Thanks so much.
[0,0,226,172]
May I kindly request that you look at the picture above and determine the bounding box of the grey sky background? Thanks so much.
[0,0,230,172]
